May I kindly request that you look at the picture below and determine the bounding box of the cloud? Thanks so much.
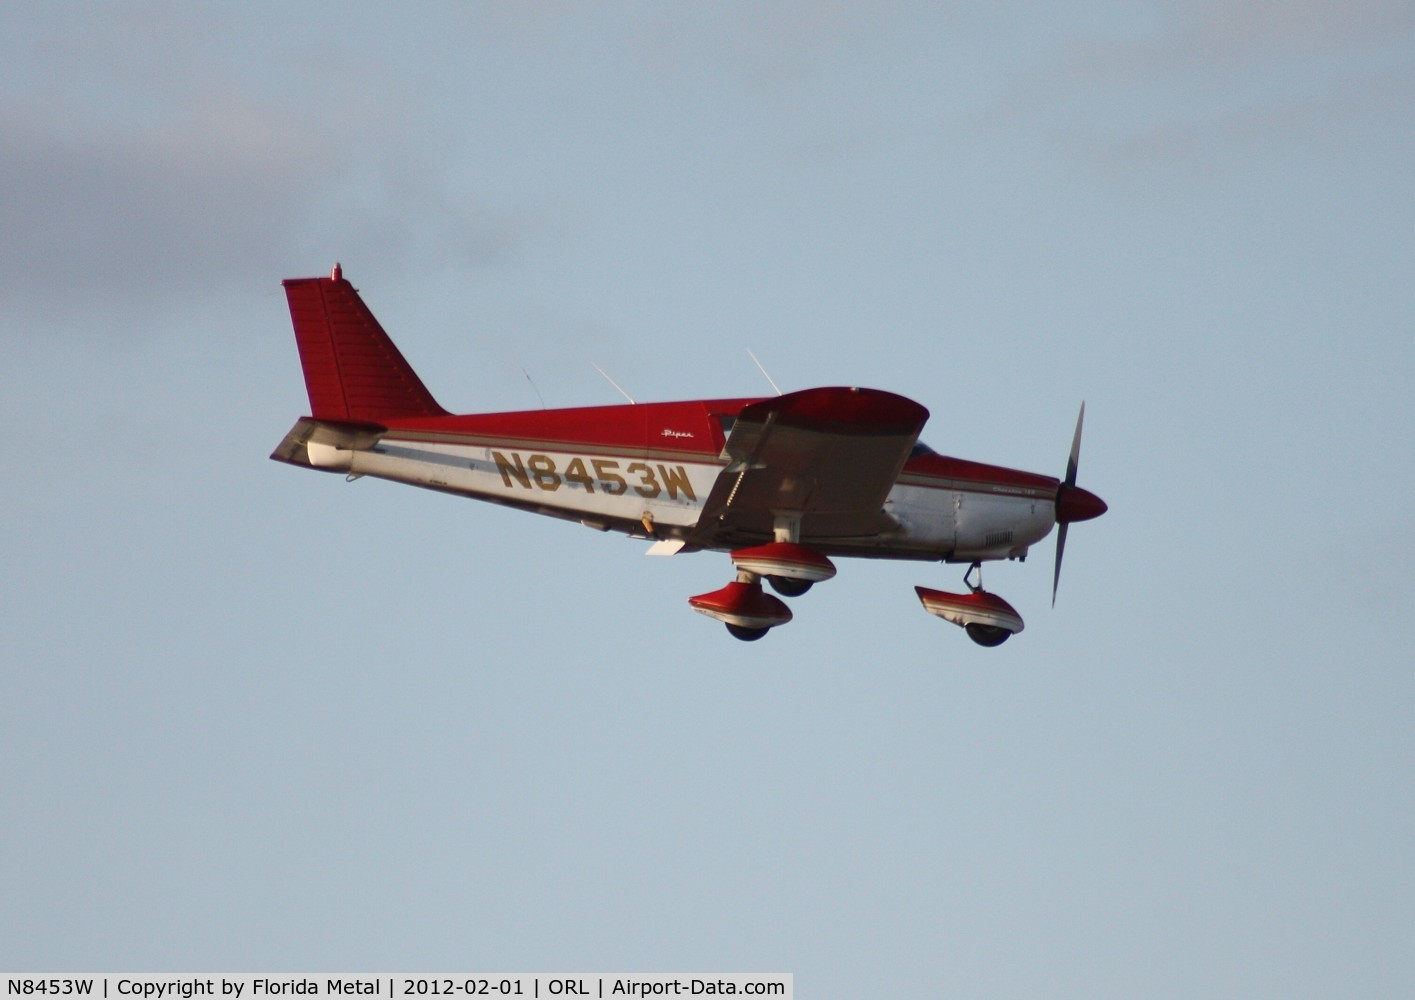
[0,99,330,316]
[974,0,1415,173]
[0,4,539,336]
[1163,0,1415,65]
[0,96,539,346]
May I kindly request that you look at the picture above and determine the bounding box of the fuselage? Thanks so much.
[297,397,1061,565]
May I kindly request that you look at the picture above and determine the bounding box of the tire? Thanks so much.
[965,623,1012,647]
[767,576,813,597]
[726,624,770,642]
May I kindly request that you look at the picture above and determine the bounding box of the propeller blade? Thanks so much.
[1054,402,1085,607]
[1065,401,1085,488]
[1052,522,1069,607]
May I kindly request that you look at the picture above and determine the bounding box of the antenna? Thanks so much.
[591,362,636,404]
[521,368,546,409]
[746,349,783,395]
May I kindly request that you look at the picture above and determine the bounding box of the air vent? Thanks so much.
[985,530,1014,547]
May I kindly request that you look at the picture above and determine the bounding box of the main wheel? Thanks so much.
[767,576,813,597]
[726,623,770,641]
[965,623,1012,647]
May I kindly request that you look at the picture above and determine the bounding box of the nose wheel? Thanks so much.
[915,562,1025,647]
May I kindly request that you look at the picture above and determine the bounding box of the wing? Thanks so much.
[691,386,929,547]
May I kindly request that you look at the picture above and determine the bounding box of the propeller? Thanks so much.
[1052,402,1107,606]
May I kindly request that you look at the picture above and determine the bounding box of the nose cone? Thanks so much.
[1055,484,1108,524]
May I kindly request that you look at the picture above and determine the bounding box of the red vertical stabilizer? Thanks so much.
[283,266,448,423]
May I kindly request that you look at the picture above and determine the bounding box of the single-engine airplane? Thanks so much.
[272,266,1107,644]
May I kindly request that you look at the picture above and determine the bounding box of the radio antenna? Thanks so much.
[747,349,783,395]
[521,368,547,409]
[591,362,636,404]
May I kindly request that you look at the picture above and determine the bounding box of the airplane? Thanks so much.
[271,265,1107,645]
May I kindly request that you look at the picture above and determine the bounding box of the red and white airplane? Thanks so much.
[272,266,1107,644]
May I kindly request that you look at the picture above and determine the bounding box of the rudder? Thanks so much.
[283,264,448,422]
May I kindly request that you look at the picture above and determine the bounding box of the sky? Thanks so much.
[3,2,1413,995]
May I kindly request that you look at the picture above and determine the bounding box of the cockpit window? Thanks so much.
[909,441,937,457]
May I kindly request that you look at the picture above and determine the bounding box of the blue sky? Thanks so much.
[3,3,1413,995]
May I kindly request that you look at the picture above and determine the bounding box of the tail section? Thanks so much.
[283,264,448,422]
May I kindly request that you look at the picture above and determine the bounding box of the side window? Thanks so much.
[712,414,737,453]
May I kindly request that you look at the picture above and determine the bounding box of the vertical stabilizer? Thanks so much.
[283,265,448,422]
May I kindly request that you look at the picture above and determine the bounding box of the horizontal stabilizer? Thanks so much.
[269,417,386,472]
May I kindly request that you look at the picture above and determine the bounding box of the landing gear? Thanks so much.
[690,532,835,640]
[767,575,813,597]
[689,572,793,640]
[915,562,1025,646]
